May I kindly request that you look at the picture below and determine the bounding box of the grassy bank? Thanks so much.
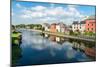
[12,31,22,45]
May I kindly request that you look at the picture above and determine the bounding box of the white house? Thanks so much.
[72,21,85,33]
[72,21,79,32]
[42,23,50,31]
[56,24,60,32]
[56,22,66,33]
[79,21,85,33]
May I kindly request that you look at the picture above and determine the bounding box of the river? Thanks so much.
[13,29,96,66]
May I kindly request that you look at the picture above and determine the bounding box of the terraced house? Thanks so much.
[42,23,50,31]
[50,22,68,33]
[72,16,96,33]
[85,16,96,33]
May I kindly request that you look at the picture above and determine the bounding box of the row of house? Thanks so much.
[42,22,70,34]
[72,16,96,33]
[42,16,96,34]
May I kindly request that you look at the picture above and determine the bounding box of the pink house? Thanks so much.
[85,16,96,33]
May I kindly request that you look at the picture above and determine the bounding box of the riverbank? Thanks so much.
[27,29,96,42]
[12,31,22,45]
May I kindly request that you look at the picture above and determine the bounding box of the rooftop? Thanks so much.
[72,21,79,24]
[80,21,85,24]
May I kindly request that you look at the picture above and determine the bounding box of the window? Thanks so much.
[88,28,89,31]
[92,28,93,30]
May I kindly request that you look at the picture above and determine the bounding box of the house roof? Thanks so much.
[42,23,50,27]
[80,21,85,24]
[72,21,79,24]
[51,23,56,25]
[57,22,66,27]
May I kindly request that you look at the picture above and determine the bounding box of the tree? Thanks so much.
[69,30,74,35]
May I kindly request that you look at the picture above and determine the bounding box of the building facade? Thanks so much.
[72,21,85,33]
[79,21,86,33]
[85,19,96,33]
[72,16,96,33]
[72,21,79,32]
[56,24,60,32]
[50,23,57,32]
[42,23,50,31]
[56,23,66,33]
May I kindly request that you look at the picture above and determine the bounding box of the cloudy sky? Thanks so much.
[12,1,95,25]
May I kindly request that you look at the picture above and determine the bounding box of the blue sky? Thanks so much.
[12,1,96,25]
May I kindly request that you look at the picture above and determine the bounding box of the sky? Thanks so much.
[12,1,96,25]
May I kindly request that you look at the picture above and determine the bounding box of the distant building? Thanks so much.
[56,22,66,33]
[56,24,60,32]
[59,23,66,33]
[72,21,85,33]
[72,21,79,32]
[72,15,96,33]
[79,21,86,33]
[50,22,69,33]
[42,23,50,31]
[50,23,57,32]
[85,16,96,33]
[65,26,72,35]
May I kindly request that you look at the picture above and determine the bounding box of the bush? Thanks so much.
[69,30,74,35]
[84,31,95,36]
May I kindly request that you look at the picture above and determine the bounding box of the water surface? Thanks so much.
[13,30,95,66]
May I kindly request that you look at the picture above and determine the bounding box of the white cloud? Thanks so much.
[20,9,46,18]
[40,17,56,22]
[18,4,85,23]
[66,5,84,18]
[45,7,66,16]
[31,12,46,18]
[20,14,32,19]
[31,6,47,11]
[16,3,22,8]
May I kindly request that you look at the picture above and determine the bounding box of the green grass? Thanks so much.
[12,32,21,38]
[12,31,21,45]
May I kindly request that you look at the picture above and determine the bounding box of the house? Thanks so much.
[56,24,60,32]
[79,21,86,33]
[64,25,72,35]
[42,23,50,31]
[72,15,96,33]
[72,21,85,33]
[56,22,66,33]
[50,22,69,33]
[60,23,66,33]
[50,23,57,32]
[72,21,79,32]
[85,16,96,33]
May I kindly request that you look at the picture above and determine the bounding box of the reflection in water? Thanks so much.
[41,33,96,58]
[49,35,65,44]
[14,30,95,66]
